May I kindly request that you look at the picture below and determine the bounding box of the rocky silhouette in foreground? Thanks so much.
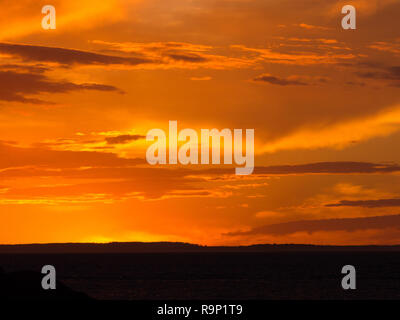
[0,267,91,300]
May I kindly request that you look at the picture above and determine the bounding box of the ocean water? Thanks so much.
[0,252,399,300]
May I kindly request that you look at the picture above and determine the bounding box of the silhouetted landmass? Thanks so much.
[0,242,399,253]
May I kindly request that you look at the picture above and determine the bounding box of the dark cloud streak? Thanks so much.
[226,215,400,236]
[253,74,309,86]
[0,42,151,66]
[105,134,146,145]
[0,70,122,104]
[326,198,400,208]
[254,162,400,175]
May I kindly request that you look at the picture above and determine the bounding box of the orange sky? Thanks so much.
[1,0,400,245]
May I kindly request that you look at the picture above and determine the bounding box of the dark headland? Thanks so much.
[0,242,400,253]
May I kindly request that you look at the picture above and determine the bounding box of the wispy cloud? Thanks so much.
[226,214,400,236]
[105,134,146,145]
[0,69,122,104]
[0,42,151,67]
[253,73,309,86]
[326,198,400,208]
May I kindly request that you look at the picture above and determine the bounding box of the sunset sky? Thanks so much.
[1,0,400,245]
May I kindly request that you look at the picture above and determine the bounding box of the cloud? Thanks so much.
[0,70,122,104]
[326,198,400,208]
[3,157,399,179]
[0,40,253,71]
[0,37,360,75]
[357,65,400,84]
[296,23,331,31]
[0,42,151,67]
[254,162,400,175]
[0,142,143,169]
[226,214,400,236]
[0,143,227,201]
[232,44,357,66]
[348,61,400,86]
[0,164,227,202]
[259,104,400,152]
[92,40,253,70]
[345,81,366,87]
[165,162,400,178]
[369,40,400,55]
[0,63,49,73]
[105,134,146,145]
[1,145,400,205]
[166,53,208,63]
[253,73,309,86]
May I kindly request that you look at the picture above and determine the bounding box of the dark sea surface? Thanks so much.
[0,252,399,300]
